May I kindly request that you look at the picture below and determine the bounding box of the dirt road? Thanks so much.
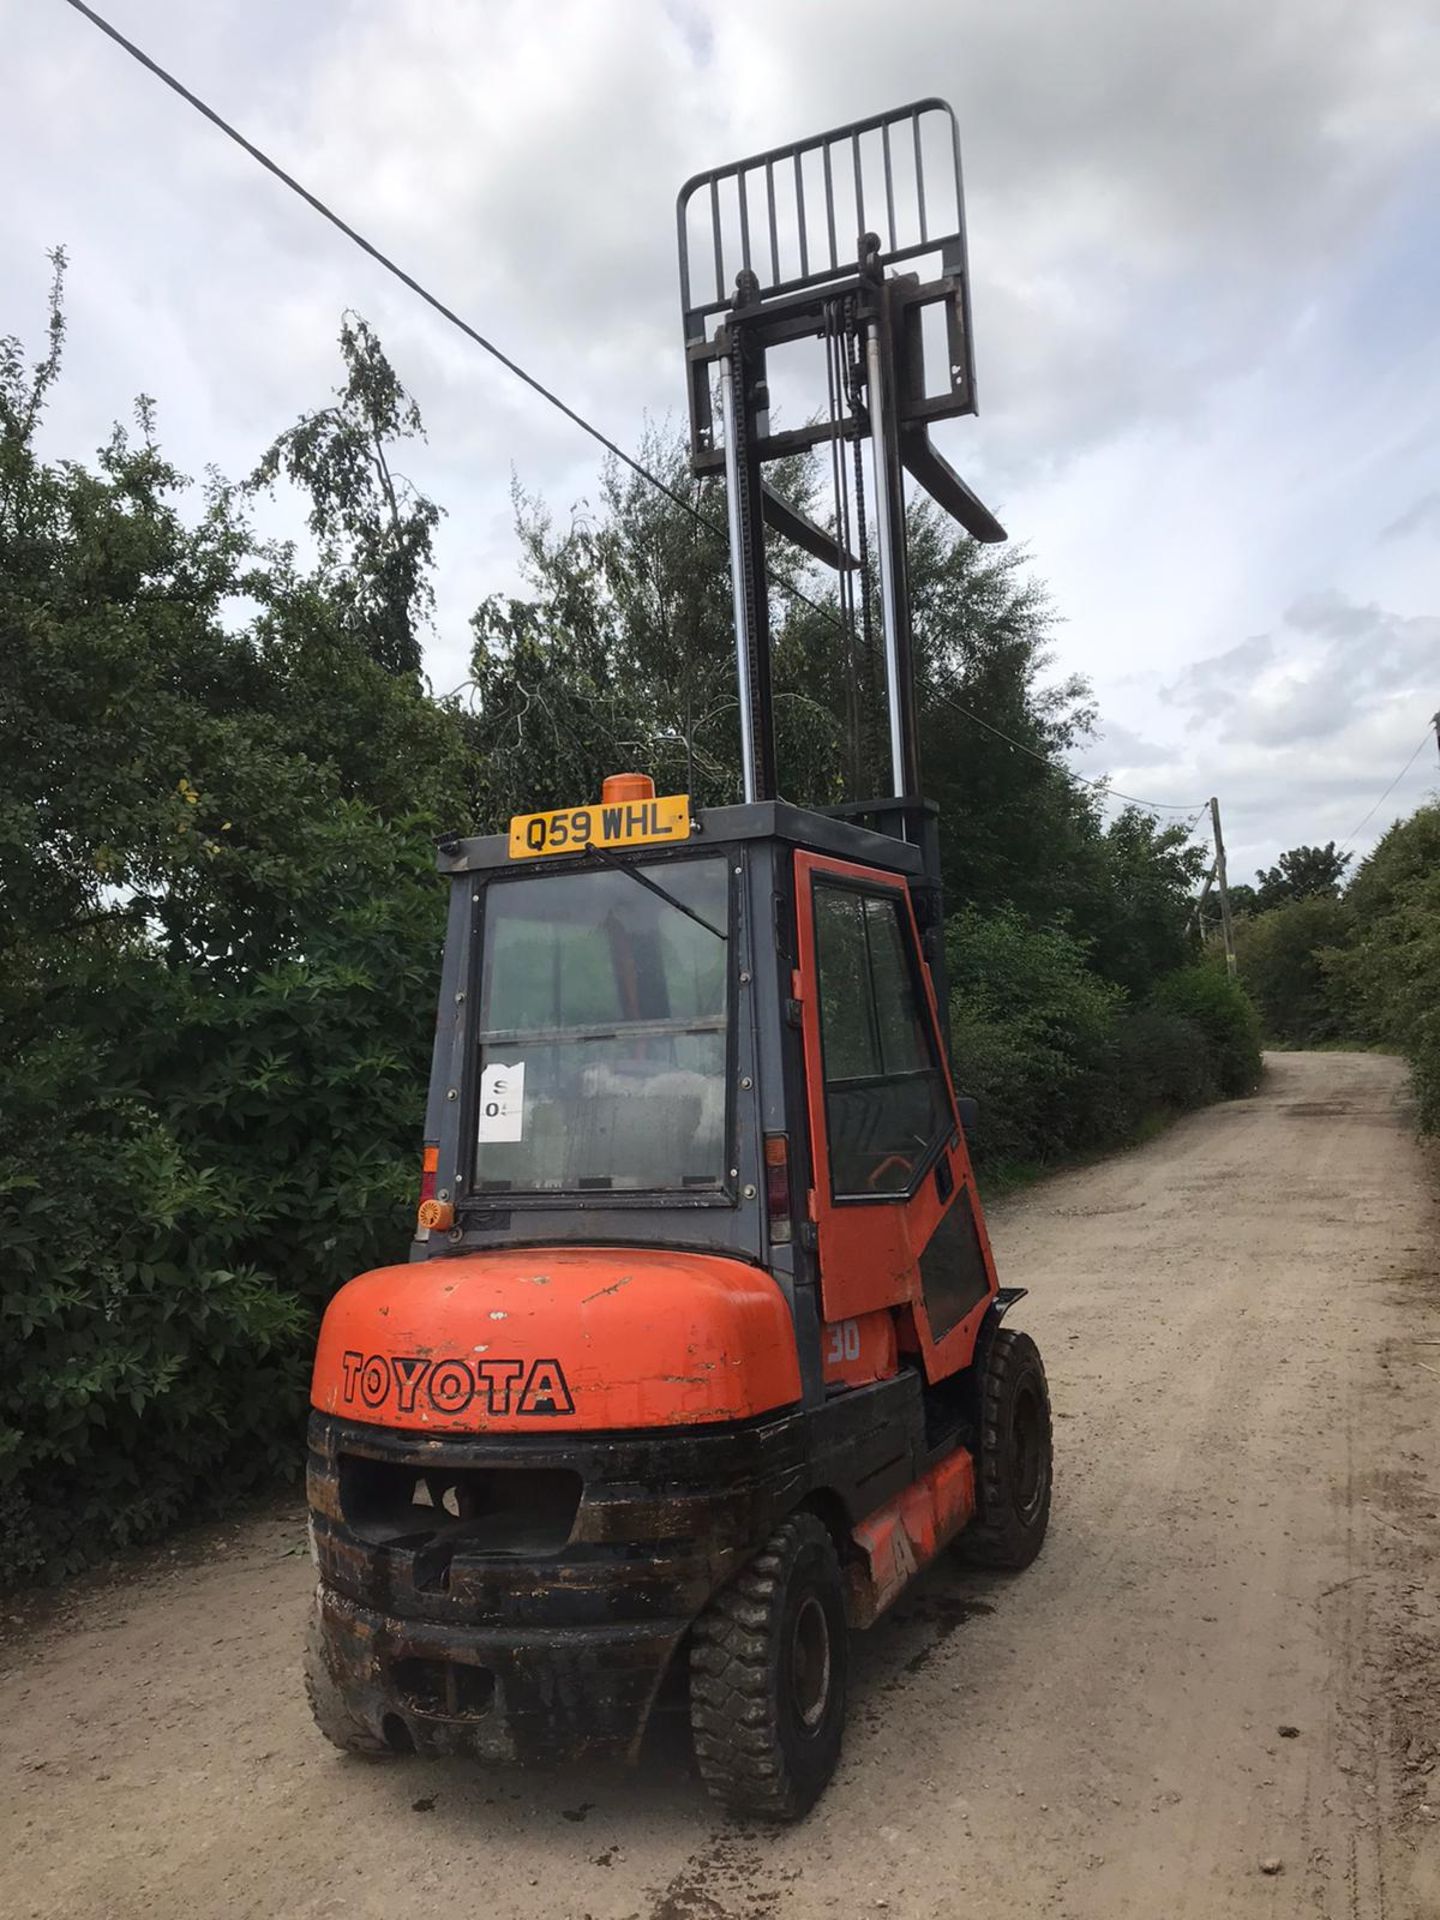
[5,1051,1440,1919]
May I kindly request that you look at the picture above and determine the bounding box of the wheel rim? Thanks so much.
[790,1594,832,1732]
[1010,1380,1047,1525]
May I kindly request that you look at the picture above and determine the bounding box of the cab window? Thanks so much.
[812,884,952,1198]
[471,856,729,1195]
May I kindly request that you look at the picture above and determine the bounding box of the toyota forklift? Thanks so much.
[305,99,1052,1820]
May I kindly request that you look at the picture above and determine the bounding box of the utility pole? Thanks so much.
[1188,863,1216,937]
[1432,709,1439,768]
[1210,796,1237,980]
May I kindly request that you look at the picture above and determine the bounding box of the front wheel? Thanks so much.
[689,1513,849,1820]
[956,1326,1053,1570]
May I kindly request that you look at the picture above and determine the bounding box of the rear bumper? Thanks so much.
[315,1583,685,1764]
[307,1409,807,1764]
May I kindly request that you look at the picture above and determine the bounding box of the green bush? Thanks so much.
[1110,1005,1219,1113]
[1337,805,1440,1129]
[947,910,1126,1167]
[1236,897,1354,1043]
[1151,964,1263,1096]
[0,813,444,1582]
[0,1098,310,1582]
[0,277,466,1584]
[947,914,1259,1174]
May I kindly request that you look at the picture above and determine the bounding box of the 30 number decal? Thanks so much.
[825,1319,862,1364]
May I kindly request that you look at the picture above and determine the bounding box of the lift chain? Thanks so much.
[727,324,771,797]
[822,297,862,798]
[842,298,880,787]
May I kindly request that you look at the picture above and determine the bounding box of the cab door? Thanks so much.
[793,850,996,1380]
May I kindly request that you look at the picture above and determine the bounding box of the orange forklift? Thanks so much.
[305,100,1052,1819]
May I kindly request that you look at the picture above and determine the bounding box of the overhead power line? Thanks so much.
[62,0,1211,827]
[934,695,1207,814]
[57,0,702,523]
[1340,728,1435,850]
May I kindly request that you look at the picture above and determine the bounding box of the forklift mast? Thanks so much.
[677,97,1005,997]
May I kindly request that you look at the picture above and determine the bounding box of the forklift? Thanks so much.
[305,99,1052,1820]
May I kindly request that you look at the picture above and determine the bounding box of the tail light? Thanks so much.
[764,1134,792,1244]
[418,1144,439,1206]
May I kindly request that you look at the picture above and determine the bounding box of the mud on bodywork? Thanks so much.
[306,1409,808,1763]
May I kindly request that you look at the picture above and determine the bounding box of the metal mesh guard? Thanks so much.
[677,99,969,331]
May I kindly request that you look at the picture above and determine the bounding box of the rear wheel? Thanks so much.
[304,1607,391,1757]
[957,1326,1053,1570]
[689,1513,848,1820]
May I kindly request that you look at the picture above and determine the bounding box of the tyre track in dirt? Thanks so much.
[4,1052,1439,1919]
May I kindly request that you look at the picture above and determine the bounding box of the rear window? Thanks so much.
[471,857,729,1194]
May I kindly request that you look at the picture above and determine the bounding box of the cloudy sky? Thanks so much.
[5,0,1439,877]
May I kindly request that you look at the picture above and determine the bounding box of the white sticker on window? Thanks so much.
[477,1060,525,1142]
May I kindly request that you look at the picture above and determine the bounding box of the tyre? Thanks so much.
[956,1326,1053,1570]
[689,1513,849,1821]
[304,1607,391,1757]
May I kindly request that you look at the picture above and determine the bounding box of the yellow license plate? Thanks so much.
[508,793,692,860]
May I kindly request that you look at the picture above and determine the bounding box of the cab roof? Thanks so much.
[437,800,927,880]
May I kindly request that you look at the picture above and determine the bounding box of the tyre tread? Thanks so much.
[956,1325,1053,1571]
[689,1513,841,1821]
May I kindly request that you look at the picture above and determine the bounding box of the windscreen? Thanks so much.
[472,857,729,1194]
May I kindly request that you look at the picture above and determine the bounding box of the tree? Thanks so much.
[251,313,440,678]
[946,908,1124,1166]
[0,268,473,1581]
[1345,803,1440,926]
[1333,802,1440,1124]
[1195,879,1257,945]
[1255,842,1351,909]
[904,507,1103,925]
[470,439,1107,929]
[1072,807,1207,998]
[468,429,846,823]
[1235,897,1354,1044]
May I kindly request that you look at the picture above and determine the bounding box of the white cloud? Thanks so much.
[1382,490,1440,541]
[3,0,1438,863]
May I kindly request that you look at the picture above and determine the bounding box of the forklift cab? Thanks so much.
[411,785,998,1408]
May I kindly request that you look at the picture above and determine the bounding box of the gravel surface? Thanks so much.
[5,1051,1439,1918]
